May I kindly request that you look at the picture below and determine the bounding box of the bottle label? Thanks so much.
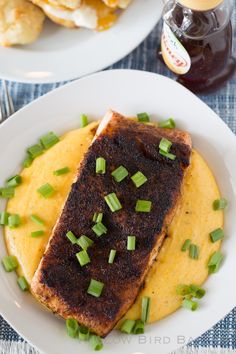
[161,22,191,75]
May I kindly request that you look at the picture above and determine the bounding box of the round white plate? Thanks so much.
[0,70,236,354]
[0,0,162,84]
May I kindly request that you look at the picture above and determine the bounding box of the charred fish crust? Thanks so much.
[31,111,192,337]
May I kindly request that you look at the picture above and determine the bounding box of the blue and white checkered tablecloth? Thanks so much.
[1,5,236,354]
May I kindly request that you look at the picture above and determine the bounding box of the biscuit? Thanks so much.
[0,0,45,46]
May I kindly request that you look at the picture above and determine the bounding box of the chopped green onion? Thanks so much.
[159,118,176,129]
[127,236,136,251]
[23,155,33,168]
[111,165,129,183]
[31,230,44,238]
[181,239,191,252]
[189,284,206,299]
[96,157,106,174]
[2,255,18,272]
[133,320,145,335]
[182,298,198,311]
[104,193,122,212]
[131,171,147,188]
[108,249,116,264]
[210,228,224,243]
[176,284,192,296]
[159,150,176,160]
[0,212,9,225]
[30,214,44,226]
[17,276,29,291]
[87,279,104,298]
[208,251,224,274]
[40,132,59,150]
[66,231,77,244]
[137,112,150,122]
[76,250,90,267]
[120,319,136,334]
[141,297,150,324]
[93,212,103,223]
[0,187,15,199]
[213,198,228,210]
[8,214,21,228]
[92,221,107,237]
[77,235,94,250]
[37,183,54,198]
[79,326,90,341]
[135,200,152,213]
[66,318,79,338]
[189,244,199,260]
[53,167,70,176]
[89,335,103,351]
[27,144,44,158]
[159,137,172,153]
[81,114,88,128]
[6,175,22,187]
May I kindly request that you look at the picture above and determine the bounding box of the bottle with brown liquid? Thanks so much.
[160,0,236,93]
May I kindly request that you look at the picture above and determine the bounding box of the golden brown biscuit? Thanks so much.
[0,0,45,46]
[48,0,82,10]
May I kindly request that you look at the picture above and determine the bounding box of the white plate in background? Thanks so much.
[0,70,235,354]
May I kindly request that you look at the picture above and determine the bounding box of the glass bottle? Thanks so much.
[160,0,236,93]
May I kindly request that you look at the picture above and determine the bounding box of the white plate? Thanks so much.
[0,70,236,354]
[0,0,162,84]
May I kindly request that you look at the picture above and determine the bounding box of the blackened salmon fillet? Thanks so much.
[31,110,192,337]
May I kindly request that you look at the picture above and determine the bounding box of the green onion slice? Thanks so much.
[92,222,107,237]
[37,183,55,198]
[30,214,44,226]
[93,212,103,223]
[141,296,151,324]
[135,200,152,213]
[176,284,192,296]
[76,250,90,267]
[120,319,136,334]
[23,155,33,168]
[96,157,106,174]
[111,165,129,183]
[87,279,104,298]
[0,212,9,226]
[159,150,176,161]
[104,193,122,212]
[210,228,224,243]
[79,326,90,341]
[127,236,136,251]
[181,239,191,252]
[31,230,44,238]
[66,318,79,338]
[182,298,198,311]
[77,235,94,250]
[108,249,116,264]
[40,132,59,150]
[27,144,44,158]
[189,284,206,299]
[53,167,70,176]
[6,175,22,187]
[133,320,145,334]
[89,335,103,351]
[137,112,150,122]
[159,137,172,153]
[17,276,29,291]
[8,214,21,228]
[81,114,88,128]
[66,231,77,244]
[189,244,199,260]
[213,198,228,210]
[0,187,15,199]
[131,171,147,188]
[208,251,224,274]
[2,255,18,272]
[159,118,176,129]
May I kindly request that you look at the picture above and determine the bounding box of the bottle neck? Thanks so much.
[177,0,223,11]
